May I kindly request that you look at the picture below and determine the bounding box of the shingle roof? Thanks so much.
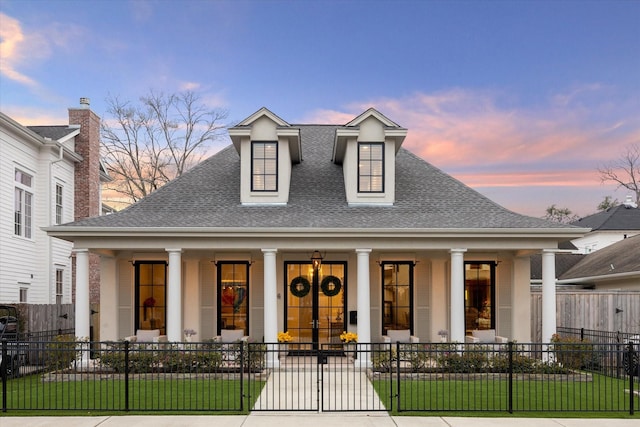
[64,125,575,230]
[571,205,640,231]
[560,234,640,279]
[27,125,78,141]
[530,253,585,280]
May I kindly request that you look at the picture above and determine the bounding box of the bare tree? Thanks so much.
[101,91,228,207]
[544,204,579,224]
[598,143,640,205]
[597,196,619,212]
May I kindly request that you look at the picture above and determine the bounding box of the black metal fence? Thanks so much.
[2,339,639,415]
[379,341,639,414]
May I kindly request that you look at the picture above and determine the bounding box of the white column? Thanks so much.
[166,249,182,342]
[262,249,278,368]
[74,249,91,340]
[356,249,372,368]
[450,249,467,343]
[74,249,91,368]
[541,250,557,343]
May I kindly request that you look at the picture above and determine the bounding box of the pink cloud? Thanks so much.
[304,89,639,196]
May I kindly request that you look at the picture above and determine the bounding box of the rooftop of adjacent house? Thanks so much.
[27,125,79,141]
[530,240,581,281]
[571,200,640,231]
[60,124,579,230]
[560,234,640,280]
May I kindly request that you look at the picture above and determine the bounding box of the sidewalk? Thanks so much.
[0,414,638,427]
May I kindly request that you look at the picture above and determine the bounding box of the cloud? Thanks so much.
[0,13,37,87]
[303,88,639,194]
[0,13,87,93]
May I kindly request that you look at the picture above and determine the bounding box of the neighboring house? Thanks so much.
[0,99,108,306]
[558,234,640,290]
[47,107,587,359]
[570,197,640,254]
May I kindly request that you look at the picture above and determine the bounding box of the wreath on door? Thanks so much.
[321,275,342,297]
[290,276,311,298]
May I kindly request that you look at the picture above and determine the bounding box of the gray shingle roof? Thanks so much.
[65,125,573,230]
[571,205,640,231]
[560,234,640,279]
[530,253,585,280]
[27,125,78,141]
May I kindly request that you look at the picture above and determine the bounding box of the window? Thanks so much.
[217,262,249,335]
[358,142,384,192]
[19,288,28,303]
[382,262,413,335]
[14,169,33,238]
[56,269,64,304]
[251,141,278,191]
[135,262,167,333]
[55,184,63,225]
[464,262,495,332]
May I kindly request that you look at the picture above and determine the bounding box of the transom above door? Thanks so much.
[285,261,347,349]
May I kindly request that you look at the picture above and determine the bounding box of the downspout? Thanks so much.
[48,140,64,306]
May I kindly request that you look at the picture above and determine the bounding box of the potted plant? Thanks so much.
[340,331,358,359]
[438,329,448,342]
[277,331,293,358]
[184,328,196,342]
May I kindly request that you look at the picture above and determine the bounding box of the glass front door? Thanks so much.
[285,262,346,349]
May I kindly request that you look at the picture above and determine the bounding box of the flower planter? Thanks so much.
[343,342,356,359]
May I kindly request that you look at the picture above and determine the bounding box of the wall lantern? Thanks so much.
[311,251,323,270]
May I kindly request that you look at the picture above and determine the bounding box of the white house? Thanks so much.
[570,197,640,254]
[0,100,108,305]
[47,108,588,355]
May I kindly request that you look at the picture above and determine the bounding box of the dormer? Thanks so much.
[332,108,407,206]
[229,108,301,205]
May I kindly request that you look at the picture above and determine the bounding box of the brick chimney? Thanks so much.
[68,98,101,305]
[69,97,101,220]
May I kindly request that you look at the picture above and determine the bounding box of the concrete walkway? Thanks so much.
[253,355,385,411]
[1,415,638,427]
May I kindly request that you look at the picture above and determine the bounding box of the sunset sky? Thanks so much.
[1,0,639,218]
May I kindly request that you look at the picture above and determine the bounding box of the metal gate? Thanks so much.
[248,343,389,412]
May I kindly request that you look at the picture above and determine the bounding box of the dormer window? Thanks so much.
[358,142,384,193]
[251,141,278,191]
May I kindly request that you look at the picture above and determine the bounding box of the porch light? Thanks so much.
[311,251,323,270]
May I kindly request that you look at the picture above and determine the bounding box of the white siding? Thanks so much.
[0,118,75,304]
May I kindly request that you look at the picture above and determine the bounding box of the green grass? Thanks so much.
[372,373,640,416]
[1,373,265,414]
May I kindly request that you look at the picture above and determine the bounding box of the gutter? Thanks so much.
[557,270,640,284]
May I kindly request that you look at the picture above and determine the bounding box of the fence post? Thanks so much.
[395,342,400,412]
[124,340,130,412]
[240,342,245,412]
[2,339,7,412]
[630,342,636,416]
[508,341,513,414]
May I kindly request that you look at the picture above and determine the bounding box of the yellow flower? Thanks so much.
[277,331,293,343]
[340,331,358,343]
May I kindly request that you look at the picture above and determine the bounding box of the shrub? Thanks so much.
[45,334,79,371]
[438,347,489,373]
[551,334,601,370]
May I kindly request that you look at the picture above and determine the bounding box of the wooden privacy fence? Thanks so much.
[7,292,640,343]
[532,290,640,342]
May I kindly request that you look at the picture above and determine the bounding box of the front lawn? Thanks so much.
[2,373,264,413]
[372,372,640,414]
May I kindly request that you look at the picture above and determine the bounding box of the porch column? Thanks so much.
[262,249,278,368]
[166,249,182,342]
[356,249,372,368]
[450,249,467,343]
[74,249,91,340]
[541,250,557,343]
